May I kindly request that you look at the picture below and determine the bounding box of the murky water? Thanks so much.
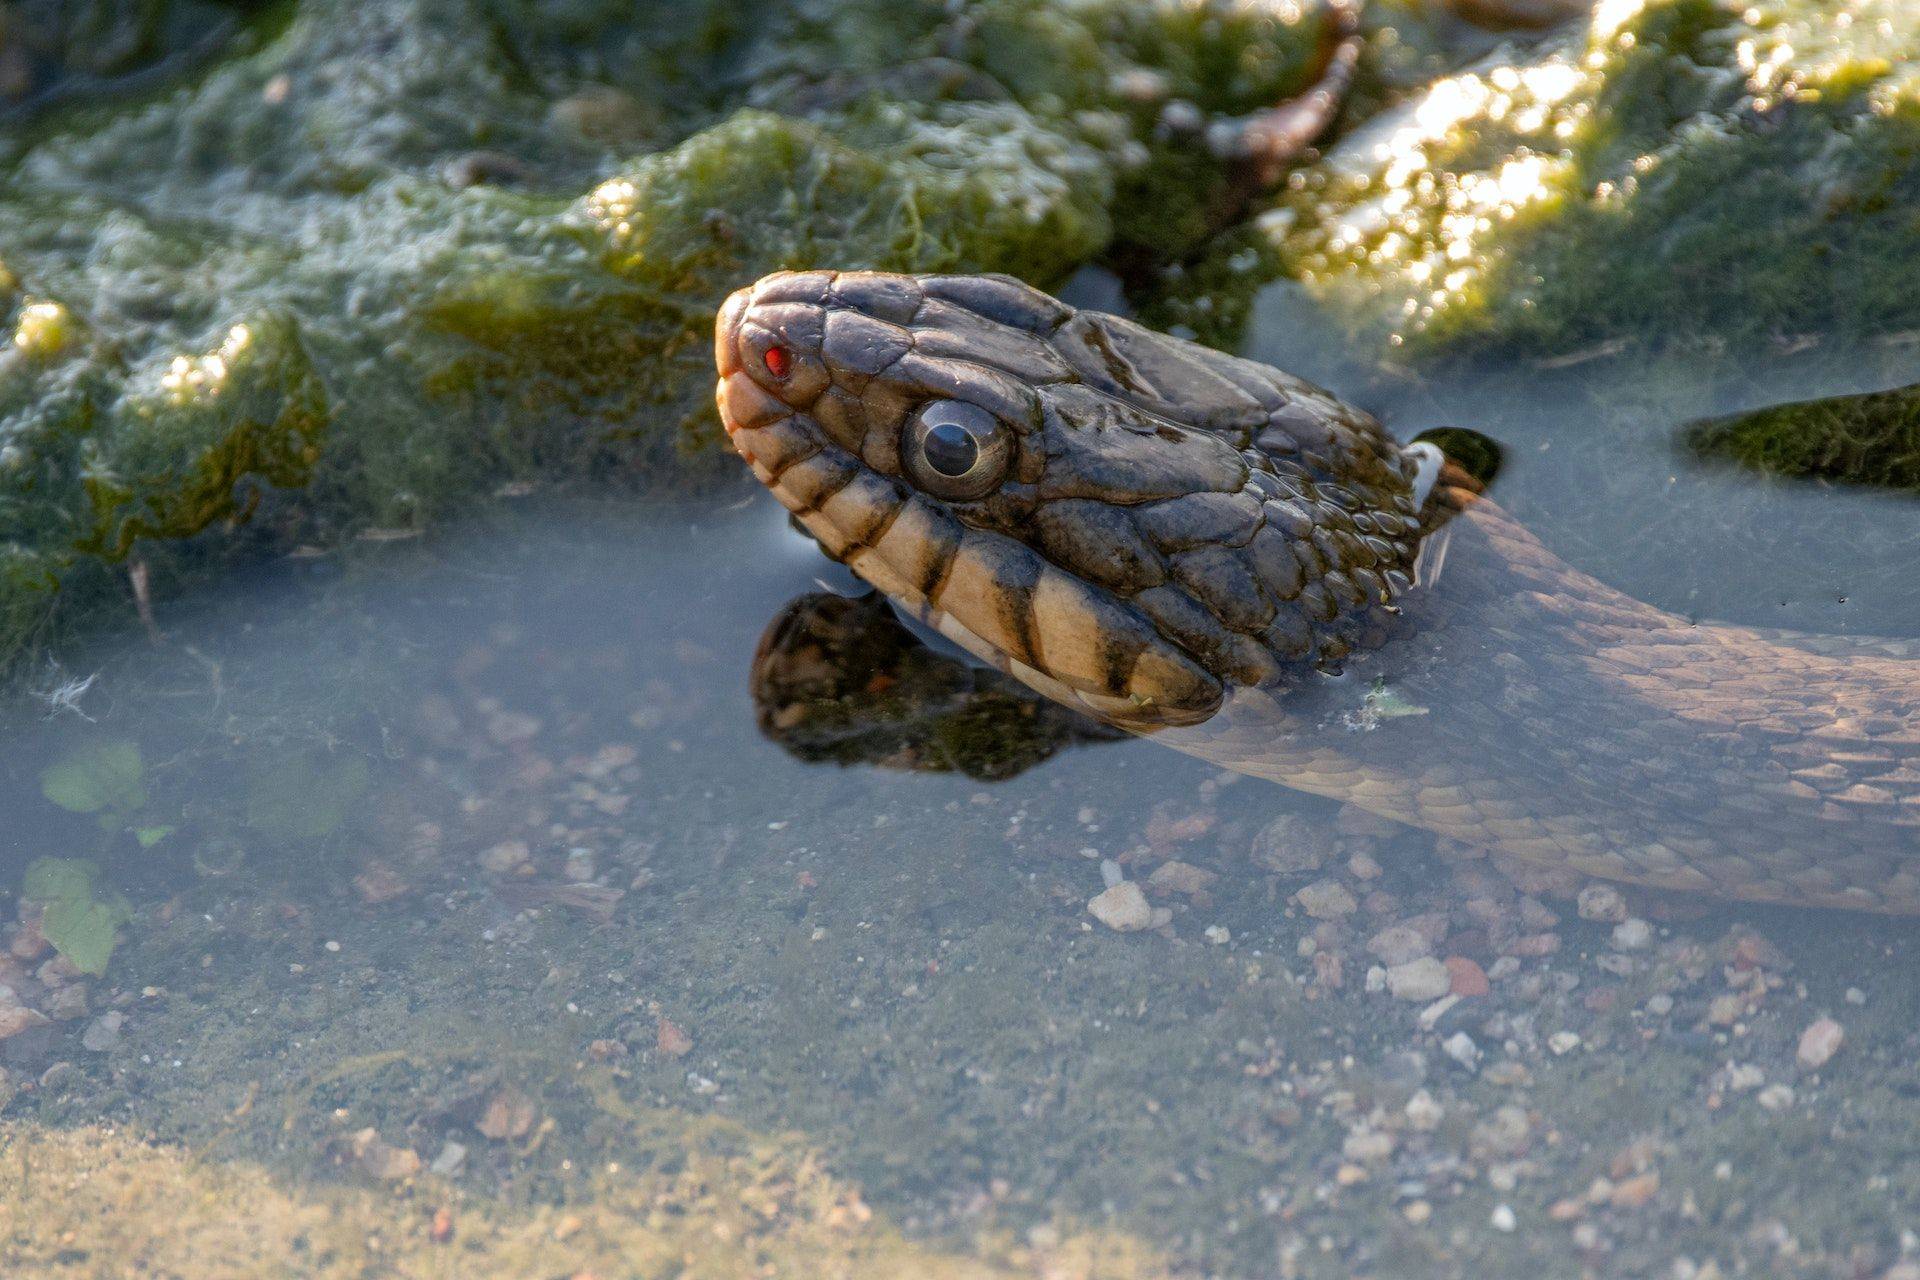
[6,284,1920,1277]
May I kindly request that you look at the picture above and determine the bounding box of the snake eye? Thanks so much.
[903,400,1010,501]
[763,345,792,380]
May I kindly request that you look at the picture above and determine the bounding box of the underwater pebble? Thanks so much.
[1548,1031,1581,1055]
[1445,956,1490,997]
[352,862,411,905]
[1708,994,1746,1026]
[80,1011,123,1053]
[1845,987,1866,1005]
[1646,994,1674,1016]
[1250,814,1335,874]
[475,1088,538,1141]
[1087,881,1153,932]
[1609,1171,1659,1209]
[1147,860,1217,895]
[1294,879,1358,919]
[1442,1032,1481,1071]
[351,1128,423,1181]
[1387,957,1451,1002]
[8,919,49,962]
[656,1018,694,1058]
[1611,918,1654,950]
[1796,1017,1844,1071]
[1404,1089,1443,1131]
[1756,1083,1796,1112]
[0,1003,48,1040]
[1366,924,1430,967]
[486,710,542,744]
[1490,1204,1517,1233]
[1342,1128,1396,1163]
[1576,883,1628,923]
[479,840,531,875]
[430,1141,468,1175]
[1203,925,1231,945]
[1471,1106,1533,1159]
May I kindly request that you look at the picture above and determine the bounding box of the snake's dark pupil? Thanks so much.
[922,421,978,476]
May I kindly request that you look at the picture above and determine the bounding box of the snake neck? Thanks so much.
[1162,482,1920,911]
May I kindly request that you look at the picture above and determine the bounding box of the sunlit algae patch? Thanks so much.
[1267,0,1920,361]
[0,0,1335,677]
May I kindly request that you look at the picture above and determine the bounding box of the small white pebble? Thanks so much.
[1611,918,1654,950]
[1203,924,1231,946]
[1443,1032,1481,1071]
[1099,859,1125,889]
[1490,1204,1516,1233]
[1845,987,1866,1006]
[1795,1017,1844,1071]
[323,940,341,953]
[1645,993,1674,1016]
[1756,1083,1795,1112]
[1548,1031,1581,1055]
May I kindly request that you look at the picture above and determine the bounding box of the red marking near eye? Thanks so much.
[764,345,792,380]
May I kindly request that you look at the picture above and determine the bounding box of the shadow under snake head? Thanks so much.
[716,269,1442,733]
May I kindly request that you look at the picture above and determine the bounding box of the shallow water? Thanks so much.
[7,281,1920,1275]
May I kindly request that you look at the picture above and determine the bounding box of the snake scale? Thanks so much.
[716,270,1920,913]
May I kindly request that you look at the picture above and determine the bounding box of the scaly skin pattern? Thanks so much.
[716,270,1920,912]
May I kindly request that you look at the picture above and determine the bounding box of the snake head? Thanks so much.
[716,270,1425,731]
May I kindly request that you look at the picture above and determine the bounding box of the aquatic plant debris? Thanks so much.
[0,0,1342,681]
[39,738,146,821]
[20,857,134,976]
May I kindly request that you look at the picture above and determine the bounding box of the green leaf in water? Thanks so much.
[21,857,134,977]
[245,749,370,841]
[132,825,174,849]
[39,740,146,815]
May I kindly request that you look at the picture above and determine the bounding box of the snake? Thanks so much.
[715,270,1920,913]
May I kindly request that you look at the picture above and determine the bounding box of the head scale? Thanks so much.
[716,270,1427,730]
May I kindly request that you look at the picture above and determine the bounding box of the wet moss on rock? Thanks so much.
[1264,0,1920,361]
[1687,381,1920,490]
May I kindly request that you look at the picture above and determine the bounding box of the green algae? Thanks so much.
[1687,380,1920,490]
[1263,0,1920,363]
[0,0,1336,682]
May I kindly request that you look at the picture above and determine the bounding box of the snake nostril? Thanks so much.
[764,344,792,380]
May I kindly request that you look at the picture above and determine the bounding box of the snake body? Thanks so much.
[716,271,1920,912]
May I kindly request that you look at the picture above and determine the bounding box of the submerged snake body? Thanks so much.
[717,271,1920,912]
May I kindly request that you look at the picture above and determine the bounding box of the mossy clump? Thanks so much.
[1687,381,1920,490]
[0,0,1336,681]
[1268,0,1920,361]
